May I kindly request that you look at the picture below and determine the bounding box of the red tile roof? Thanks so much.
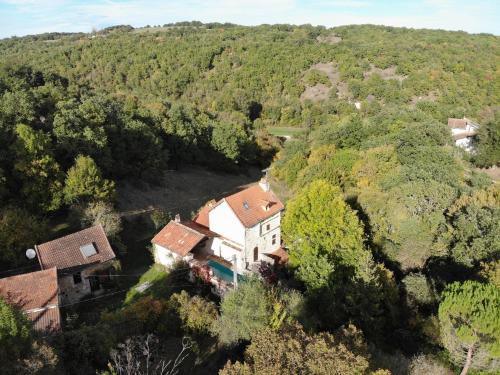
[36,225,116,271]
[224,182,284,228]
[151,221,207,256]
[0,268,61,332]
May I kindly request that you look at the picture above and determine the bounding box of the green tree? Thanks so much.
[211,121,249,162]
[0,297,32,365]
[0,207,47,268]
[212,278,273,344]
[473,112,500,168]
[438,281,500,374]
[282,179,371,280]
[63,155,115,205]
[13,124,63,212]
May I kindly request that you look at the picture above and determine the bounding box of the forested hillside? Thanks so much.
[0,23,499,374]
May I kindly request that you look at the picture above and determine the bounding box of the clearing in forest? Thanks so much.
[117,166,261,218]
[316,34,342,44]
[300,62,349,102]
[363,64,407,82]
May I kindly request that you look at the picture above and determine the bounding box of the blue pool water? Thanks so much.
[207,260,244,283]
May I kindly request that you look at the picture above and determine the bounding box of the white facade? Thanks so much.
[208,200,245,245]
[153,244,193,267]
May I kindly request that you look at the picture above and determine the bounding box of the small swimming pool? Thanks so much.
[207,260,244,283]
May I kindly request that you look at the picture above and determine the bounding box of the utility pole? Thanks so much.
[232,254,238,288]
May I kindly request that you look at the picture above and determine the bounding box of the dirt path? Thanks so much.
[117,166,262,218]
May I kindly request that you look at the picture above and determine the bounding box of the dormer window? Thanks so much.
[243,201,249,210]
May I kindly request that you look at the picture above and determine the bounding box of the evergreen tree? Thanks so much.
[438,281,500,374]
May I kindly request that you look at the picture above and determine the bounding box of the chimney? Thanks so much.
[259,177,270,192]
[174,213,181,223]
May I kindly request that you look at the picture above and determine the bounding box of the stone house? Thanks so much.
[0,268,61,332]
[151,177,287,295]
[35,225,117,304]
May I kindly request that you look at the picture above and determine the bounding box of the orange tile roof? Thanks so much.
[224,183,284,228]
[36,225,116,271]
[193,200,217,228]
[0,268,61,332]
[267,247,289,265]
[151,221,206,256]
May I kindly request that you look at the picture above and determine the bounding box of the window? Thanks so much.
[272,234,277,245]
[73,272,82,284]
[253,247,259,262]
[266,224,270,231]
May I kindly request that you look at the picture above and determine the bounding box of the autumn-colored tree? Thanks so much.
[170,291,218,335]
[220,324,372,375]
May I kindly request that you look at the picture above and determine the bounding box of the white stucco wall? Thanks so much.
[153,244,190,267]
[209,200,245,245]
[210,237,244,273]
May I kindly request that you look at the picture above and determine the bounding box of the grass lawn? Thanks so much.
[125,262,193,305]
[267,126,307,137]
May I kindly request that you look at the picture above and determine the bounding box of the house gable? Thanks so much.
[209,200,246,245]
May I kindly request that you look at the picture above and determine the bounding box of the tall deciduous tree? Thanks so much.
[63,155,115,205]
[438,281,500,374]
[282,179,371,280]
[13,124,63,212]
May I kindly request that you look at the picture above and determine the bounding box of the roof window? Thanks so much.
[80,243,97,258]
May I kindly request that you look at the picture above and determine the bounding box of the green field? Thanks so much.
[267,127,307,137]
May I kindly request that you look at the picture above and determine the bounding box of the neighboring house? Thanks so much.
[448,117,480,152]
[35,225,117,304]
[151,177,286,295]
[0,268,61,333]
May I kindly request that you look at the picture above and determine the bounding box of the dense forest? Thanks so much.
[0,23,499,374]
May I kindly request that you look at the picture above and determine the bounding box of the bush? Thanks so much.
[403,273,435,307]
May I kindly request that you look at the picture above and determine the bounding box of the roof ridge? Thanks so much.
[176,221,206,237]
[38,225,103,247]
